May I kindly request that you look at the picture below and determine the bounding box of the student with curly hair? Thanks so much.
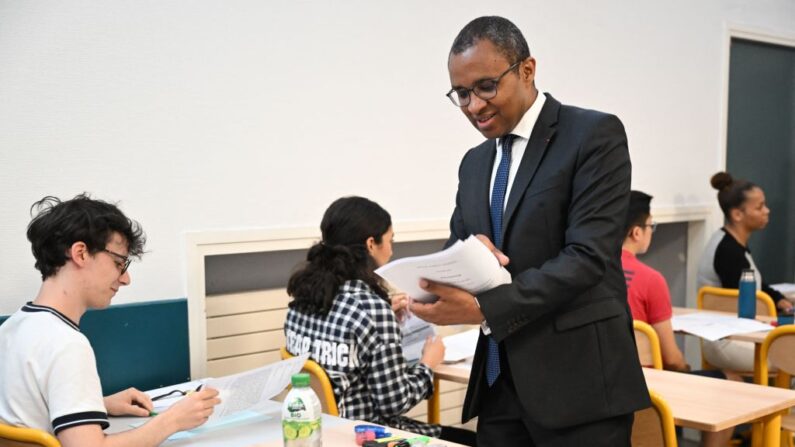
[0,194,220,447]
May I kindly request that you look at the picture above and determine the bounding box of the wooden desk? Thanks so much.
[108,401,464,446]
[434,363,795,446]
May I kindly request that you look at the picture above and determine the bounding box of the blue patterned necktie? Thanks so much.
[486,133,514,387]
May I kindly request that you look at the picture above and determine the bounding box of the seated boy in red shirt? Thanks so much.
[621,191,739,447]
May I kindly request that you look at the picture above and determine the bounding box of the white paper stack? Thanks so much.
[375,235,511,302]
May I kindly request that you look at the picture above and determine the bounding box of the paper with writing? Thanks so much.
[203,354,308,421]
[672,312,773,341]
[375,235,511,302]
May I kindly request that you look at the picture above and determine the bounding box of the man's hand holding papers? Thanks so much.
[375,235,510,303]
[378,235,510,326]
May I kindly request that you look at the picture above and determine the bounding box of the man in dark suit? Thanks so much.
[410,16,650,446]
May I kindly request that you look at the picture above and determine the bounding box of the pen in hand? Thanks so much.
[146,383,204,416]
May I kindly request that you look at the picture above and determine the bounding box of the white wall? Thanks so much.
[1,0,793,314]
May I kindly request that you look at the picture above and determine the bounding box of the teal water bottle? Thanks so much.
[738,268,756,319]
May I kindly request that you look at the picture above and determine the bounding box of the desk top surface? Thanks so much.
[642,367,795,431]
[433,362,795,432]
[108,401,464,447]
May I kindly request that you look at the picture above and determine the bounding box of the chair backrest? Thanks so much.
[631,390,678,447]
[0,424,60,447]
[280,347,339,416]
[758,325,795,387]
[697,286,777,317]
[633,320,663,370]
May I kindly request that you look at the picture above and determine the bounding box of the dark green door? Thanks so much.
[727,38,795,284]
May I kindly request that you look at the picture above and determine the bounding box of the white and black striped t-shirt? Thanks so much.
[0,303,109,435]
[697,228,785,304]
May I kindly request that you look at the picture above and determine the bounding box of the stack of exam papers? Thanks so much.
[375,235,511,302]
[671,312,773,341]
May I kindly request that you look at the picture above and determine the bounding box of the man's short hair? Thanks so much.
[26,193,146,280]
[450,16,531,64]
[624,190,653,237]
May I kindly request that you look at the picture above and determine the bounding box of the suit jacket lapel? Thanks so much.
[502,95,560,237]
[473,141,497,239]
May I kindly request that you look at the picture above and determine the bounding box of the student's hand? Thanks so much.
[474,234,510,266]
[410,280,485,326]
[161,387,221,432]
[777,299,793,312]
[390,293,411,323]
[103,387,153,417]
[420,335,445,369]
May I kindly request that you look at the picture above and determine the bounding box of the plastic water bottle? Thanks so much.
[282,373,322,446]
[738,268,757,319]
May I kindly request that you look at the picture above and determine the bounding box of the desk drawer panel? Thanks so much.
[206,289,290,317]
[405,380,468,422]
[206,309,288,338]
[207,330,286,360]
[206,350,281,377]
[439,380,467,393]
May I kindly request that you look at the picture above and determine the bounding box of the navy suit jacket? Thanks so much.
[448,93,650,428]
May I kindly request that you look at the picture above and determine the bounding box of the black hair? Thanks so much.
[624,190,653,237]
[449,16,531,65]
[287,196,392,316]
[710,172,758,220]
[26,193,146,280]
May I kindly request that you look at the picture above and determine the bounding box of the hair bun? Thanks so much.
[710,171,733,191]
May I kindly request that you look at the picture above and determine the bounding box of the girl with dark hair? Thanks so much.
[284,197,475,445]
[697,172,793,371]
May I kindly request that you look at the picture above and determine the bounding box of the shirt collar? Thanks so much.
[21,302,80,331]
[505,91,546,142]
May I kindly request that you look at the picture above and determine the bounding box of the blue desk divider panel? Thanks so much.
[80,298,191,396]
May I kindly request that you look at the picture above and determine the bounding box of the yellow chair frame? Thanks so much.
[697,286,777,318]
[632,390,678,447]
[280,347,339,417]
[280,347,440,424]
[633,320,664,370]
[650,390,678,447]
[0,423,61,447]
[757,325,795,447]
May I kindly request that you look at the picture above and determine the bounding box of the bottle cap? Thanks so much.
[291,373,311,387]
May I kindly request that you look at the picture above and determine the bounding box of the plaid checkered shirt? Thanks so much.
[284,279,440,437]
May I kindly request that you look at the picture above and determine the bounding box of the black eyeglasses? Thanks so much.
[151,384,203,401]
[642,222,658,233]
[446,61,522,107]
[101,249,132,274]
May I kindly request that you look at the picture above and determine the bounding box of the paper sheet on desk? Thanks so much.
[672,312,773,341]
[772,283,795,298]
[375,235,512,302]
[130,410,271,441]
[203,354,308,422]
[442,329,479,363]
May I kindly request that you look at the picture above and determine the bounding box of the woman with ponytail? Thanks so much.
[696,172,793,371]
[284,197,475,445]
